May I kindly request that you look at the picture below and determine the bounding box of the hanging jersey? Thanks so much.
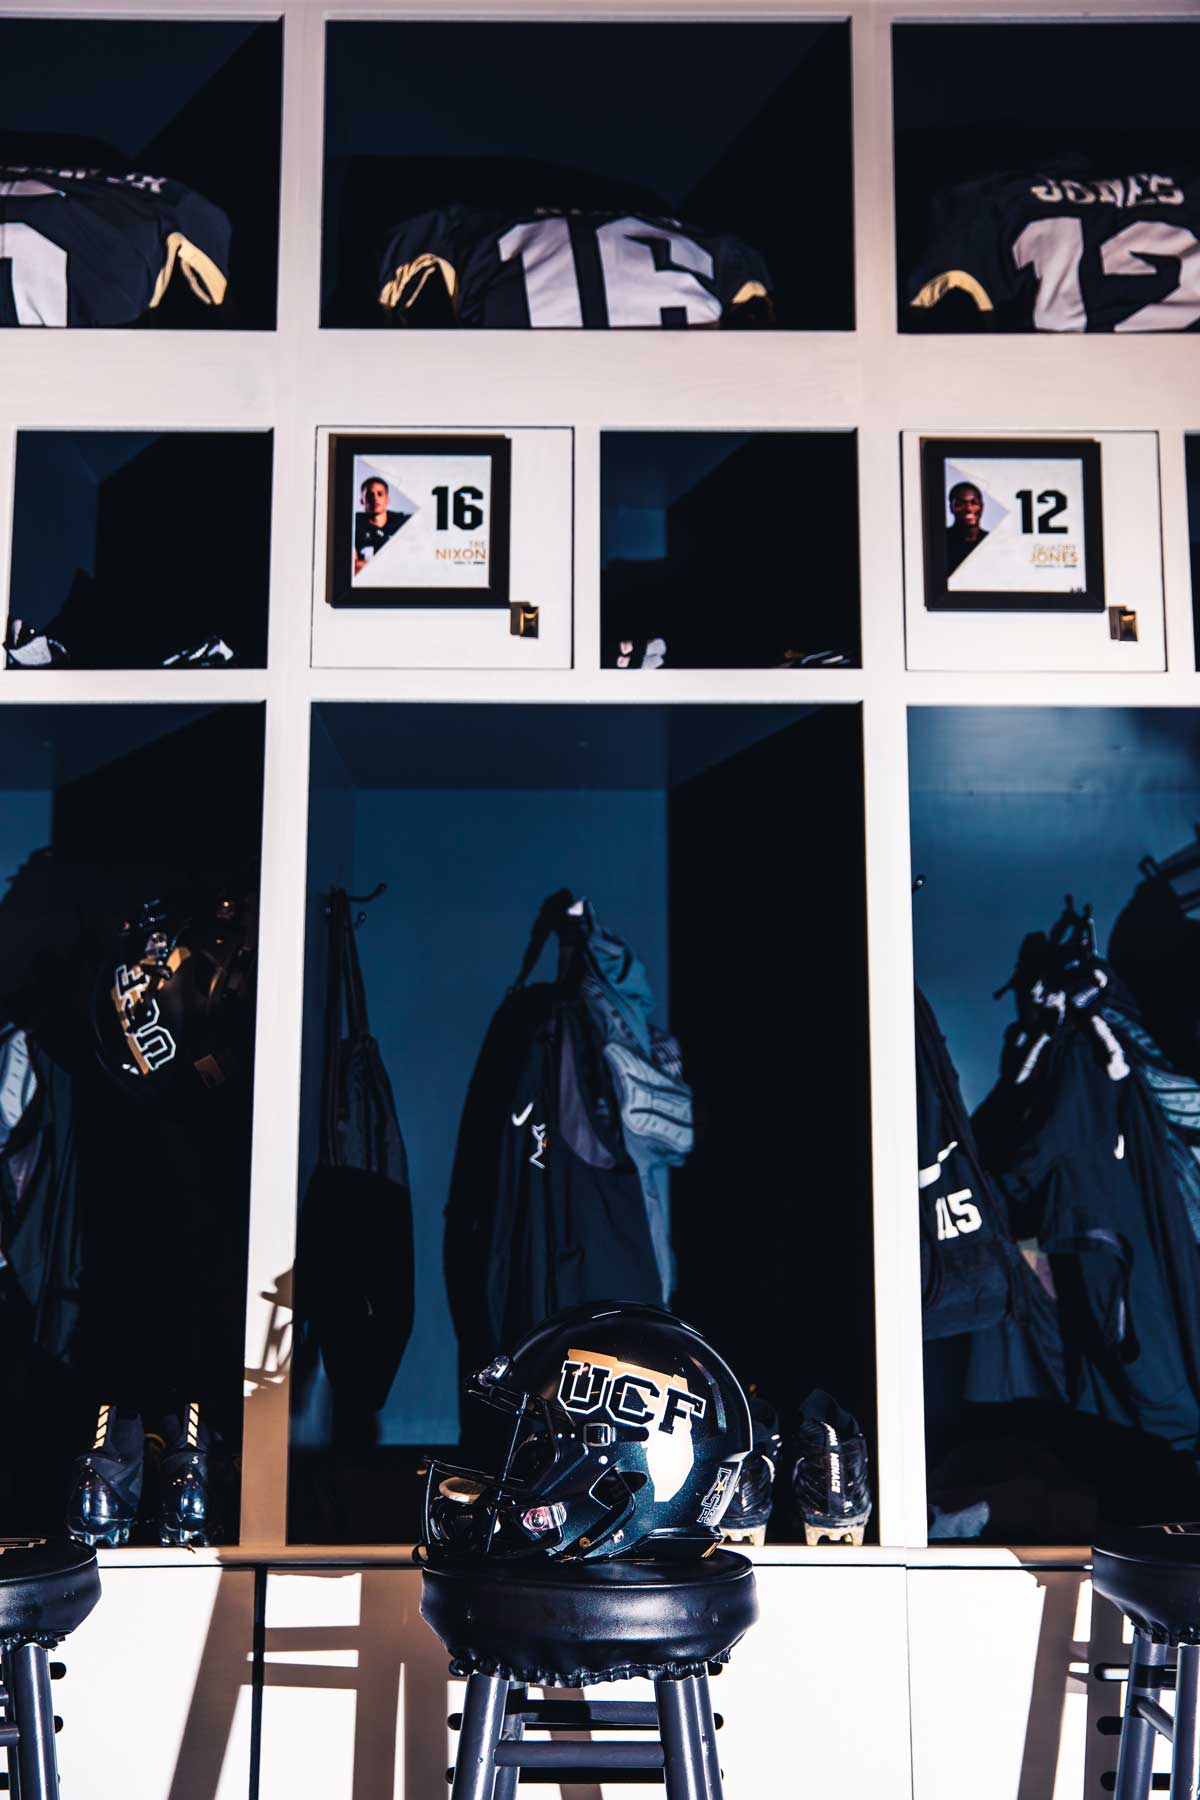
[907,168,1200,332]
[0,165,230,327]
[915,987,1019,1338]
[975,969,1200,1454]
[0,1027,81,1365]
[378,205,774,329]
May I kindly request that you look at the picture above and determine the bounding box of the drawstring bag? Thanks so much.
[298,890,414,1409]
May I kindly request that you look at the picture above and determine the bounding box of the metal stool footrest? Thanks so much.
[447,1766,670,1785]
[448,1669,725,1800]
[495,1742,665,1770]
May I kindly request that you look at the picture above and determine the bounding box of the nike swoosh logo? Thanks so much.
[511,1102,533,1126]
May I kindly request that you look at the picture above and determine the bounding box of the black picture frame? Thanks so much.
[920,436,1105,613]
[326,433,512,610]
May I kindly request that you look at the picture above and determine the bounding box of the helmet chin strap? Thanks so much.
[572,1482,638,1558]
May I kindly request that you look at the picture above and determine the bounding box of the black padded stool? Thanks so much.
[0,1538,100,1799]
[1093,1526,1200,1799]
[420,1549,757,1800]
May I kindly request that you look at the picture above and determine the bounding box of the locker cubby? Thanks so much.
[0,702,264,1541]
[601,431,860,670]
[7,430,273,670]
[911,705,1200,1545]
[290,701,874,1545]
[893,20,1200,333]
[0,16,282,328]
[321,20,852,330]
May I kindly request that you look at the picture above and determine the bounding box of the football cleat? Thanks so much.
[161,635,235,668]
[156,1404,215,1547]
[66,1407,144,1548]
[721,1398,782,1546]
[792,1390,872,1547]
[5,618,69,669]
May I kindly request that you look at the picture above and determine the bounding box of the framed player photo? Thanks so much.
[920,437,1105,614]
[326,433,511,610]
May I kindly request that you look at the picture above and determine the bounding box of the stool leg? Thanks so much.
[1,1650,20,1800]
[1114,1631,1169,1800]
[1171,1643,1200,1800]
[655,1674,709,1800]
[693,1673,724,1800]
[450,1672,509,1800]
[492,1684,526,1800]
[5,1645,58,1800]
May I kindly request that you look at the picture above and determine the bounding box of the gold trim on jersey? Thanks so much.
[910,269,993,313]
[379,253,458,314]
[148,233,228,310]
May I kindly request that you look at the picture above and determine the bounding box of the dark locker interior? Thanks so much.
[0,17,282,327]
[601,432,861,669]
[893,21,1200,331]
[0,704,264,1540]
[9,432,273,669]
[912,706,1200,1543]
[290,701,874,1544]
[322,21,853,329]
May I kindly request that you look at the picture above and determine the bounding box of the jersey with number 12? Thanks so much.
[908,167,1200,332]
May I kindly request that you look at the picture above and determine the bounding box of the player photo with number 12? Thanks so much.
[921,436,1105,613]
[327,434,511,610]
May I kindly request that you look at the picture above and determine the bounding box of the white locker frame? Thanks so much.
[0,0,1196,1603]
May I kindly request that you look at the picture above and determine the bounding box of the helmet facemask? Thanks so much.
[424,1372,649,1560]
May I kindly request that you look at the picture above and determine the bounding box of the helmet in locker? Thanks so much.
[90,888,256,1099]
[423,1301,752,1562]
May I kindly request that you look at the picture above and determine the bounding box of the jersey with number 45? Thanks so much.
[908,168,1200,332]
[0,165,230,327]
[378,205,774,328]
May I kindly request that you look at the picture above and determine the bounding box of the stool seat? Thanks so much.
[420,1548,758,1686]
[1093,1525,1200,1644]
[0,1536,101,1646]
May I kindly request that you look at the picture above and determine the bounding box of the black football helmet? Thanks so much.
[424,1302,752,1562]
[91,888,256,1099]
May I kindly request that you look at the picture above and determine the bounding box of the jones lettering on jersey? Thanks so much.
[558,1348,707,1438]
[1029,173,1183,209]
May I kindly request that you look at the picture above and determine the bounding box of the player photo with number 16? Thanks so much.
[327,434,512,611]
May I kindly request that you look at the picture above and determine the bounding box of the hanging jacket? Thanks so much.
[297,889,415,1410]
[450,893,664,1361]
[571,897,693,1301]
[975,953,1200,1455]
[0,1023,81,1365]
[1101,995,1200,1245]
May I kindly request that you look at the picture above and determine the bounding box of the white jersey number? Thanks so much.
[1012,216,1200,332]
[935,1189,983,1241]
[0,222,68,326]
[497,216,719,327]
